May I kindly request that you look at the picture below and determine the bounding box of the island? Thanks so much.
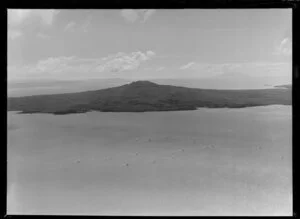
[274,84,292,89]
[7,81,292,115]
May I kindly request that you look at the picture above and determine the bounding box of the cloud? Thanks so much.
[64,21,76,31]
[213,28,249,32]
[8,60,291,84]
[240,62,291,78]
[8,9,59,27]
[121,10,139,23]
[177,62,291,79]
[156,67,165,71]
[146,50,155,57]
[39,10,59,25]
[82,16,92,32]
[36,32,51,39]
[181,62,241,73]
[8,51,156,81]
[142,9,156,23]
[221,63,243,73]
[120,9,156,23]
[95,51,156,73]
[274,37,292,56]
[35,56,75,73]
[7,9,32,26]
[180,62,195,70]
[64,16,92,33]
[7,9,59,41]
[180,62,226,77]
[7,29,22,40]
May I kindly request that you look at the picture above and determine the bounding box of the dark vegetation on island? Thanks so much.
[7,81,291,115]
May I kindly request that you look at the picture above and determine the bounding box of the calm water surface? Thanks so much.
[7,105,292,216]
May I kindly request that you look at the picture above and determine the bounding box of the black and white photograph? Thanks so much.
[7,8,292,216]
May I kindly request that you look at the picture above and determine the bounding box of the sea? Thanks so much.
[7,105,292,216]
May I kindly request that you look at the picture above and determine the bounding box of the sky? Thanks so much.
[7,9,292,81]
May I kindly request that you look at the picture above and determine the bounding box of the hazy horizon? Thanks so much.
[7,76,291,98]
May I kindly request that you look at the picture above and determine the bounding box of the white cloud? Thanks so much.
[7,9,59,40]
[64,16,92,33]
[7,29,22,40]
[39,10,59,25]
[221,63,243,73]
[82,16,92,32]
[8,60,291,84]
[213,28,249,32]
[8,51,156,81]
[179,62,226,77]
[180,62,195,70]
[146,50,155,57]
[177,61,291,79]
[156,67,165,71]
[121,10,139,23]
[8,9,59,27]
[274,37,292,56]
[120,9,156,23]
[64,21,76,31]
[37,32,51,39]
[238,62,291,78]
[35,56,75,72]
[142,9,156,23]
[96,51,156,73]
[7,9,32,26]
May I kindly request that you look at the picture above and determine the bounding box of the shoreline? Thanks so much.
[7,104,292,115]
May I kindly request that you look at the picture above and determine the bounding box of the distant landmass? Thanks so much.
[273,84,292,89]
[8,74,291,97]
[7,81,291,114]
